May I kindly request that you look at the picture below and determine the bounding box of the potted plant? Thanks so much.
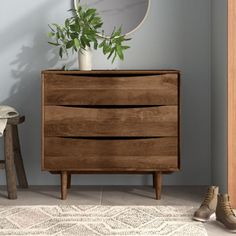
[48,2,131,70]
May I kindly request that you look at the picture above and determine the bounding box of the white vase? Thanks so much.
[78,47,92,70]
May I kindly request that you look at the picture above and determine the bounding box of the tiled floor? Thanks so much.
[0,185,233,235]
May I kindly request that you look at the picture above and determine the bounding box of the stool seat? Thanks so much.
[7,116,25,125]
[1,115,28,199]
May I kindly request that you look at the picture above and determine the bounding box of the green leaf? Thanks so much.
[70,24,80,32]
[85,8,96,17]
[80,37,86,48]
[74,38,80,48]
[47,32,55,38]
[116,45,124,60]
[65,19,70,27]
[48,41,60,46]
[66,40,74,49]
[117,26,122,35]
[91,17,101,24]
[82,36,91,47]
[48,24,55,32]
[52,23,61,31]
[59,47,63,58]
[94,40,98,50]
[111,27,117,38]
[122,46,130,50]
[99,39,106,48]
[88,15,95,23]
[84,28,93,35]
[47,3,131,64]
[102,43,111,55]
[70,33,78,39]
[112,52,117,64]
[68,8,77,13]
[87,34,97,42]
[107,48,115,59]
[112,27,122,38]
[94,22,103,29]
[56,32,60,39]
[125,38,132,41]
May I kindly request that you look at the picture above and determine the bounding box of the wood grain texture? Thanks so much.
[228,0,236,208]
[41,70,180,200]
[44,137,178,171]
[45,137,177,157]
[45,155,177,171]
[44,106,178,137]
[44,74,178,105]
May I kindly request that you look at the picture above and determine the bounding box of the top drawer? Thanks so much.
[43,73,179,106]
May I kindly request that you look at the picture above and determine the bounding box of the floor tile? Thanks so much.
[101,186,206,206]
[0,186,102,205]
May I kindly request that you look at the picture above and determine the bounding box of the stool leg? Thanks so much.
[4,125,17,199]
[12,125,28,188]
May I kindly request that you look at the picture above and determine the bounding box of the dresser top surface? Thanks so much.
[42,70,180,76]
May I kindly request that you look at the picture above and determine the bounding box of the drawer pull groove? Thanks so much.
[57,105,165,109]
[60,136,177,140]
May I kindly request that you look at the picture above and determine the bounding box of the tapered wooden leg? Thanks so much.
[152,173,156,188]
[67,173,71,189]
[4,125,17,199]
[61,171,68,200]
[12,125,28,188]
[154,172,162,200]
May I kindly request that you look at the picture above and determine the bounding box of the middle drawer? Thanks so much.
[44,106,178,137]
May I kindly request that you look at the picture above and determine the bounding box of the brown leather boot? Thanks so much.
[216,194,236,233]
[193,186,219,222]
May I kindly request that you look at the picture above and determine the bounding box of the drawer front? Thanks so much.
[44,106,178,137]
[43,74,178,106]
[43,137,178,170]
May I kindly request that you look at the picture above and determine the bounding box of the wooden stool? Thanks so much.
[0,116,28,199]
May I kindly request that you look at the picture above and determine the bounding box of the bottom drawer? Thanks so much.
[43,137,178,171]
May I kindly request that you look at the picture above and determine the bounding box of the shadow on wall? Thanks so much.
[0,0,149,186]
[0,0,76,184]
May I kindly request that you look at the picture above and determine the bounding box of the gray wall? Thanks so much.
[211,0,228,193]
[0,0,211,185]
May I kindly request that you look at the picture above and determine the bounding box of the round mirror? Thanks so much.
[74,0,150,36]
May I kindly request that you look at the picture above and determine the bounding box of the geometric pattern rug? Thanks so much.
[0,205,207,236]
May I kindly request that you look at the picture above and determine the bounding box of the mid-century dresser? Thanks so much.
[41,70,180,200]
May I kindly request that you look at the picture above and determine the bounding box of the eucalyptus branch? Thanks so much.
[48,4,131,63]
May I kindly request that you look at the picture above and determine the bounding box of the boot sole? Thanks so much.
[192,216,208,222]
[192,213,215,223]
[216,219,236,233]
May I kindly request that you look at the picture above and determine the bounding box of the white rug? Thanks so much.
[0,205,207,236]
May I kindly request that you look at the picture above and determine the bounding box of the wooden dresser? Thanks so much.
[41,70,180,200]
